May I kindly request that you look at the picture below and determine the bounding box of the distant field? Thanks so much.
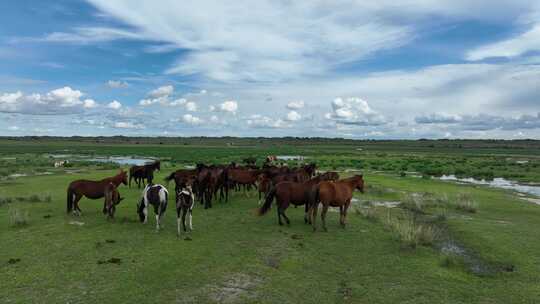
[1,138,540,303]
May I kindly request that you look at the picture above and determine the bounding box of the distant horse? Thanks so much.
[137,184,168,231]
[165,168,198,190]
[129,160,161,188]
[103,182,124,219]
[67,170,128,215]
[309,175,365,231]
[175,180,195,237]
[228,168,261,196]
[258,173,338,225]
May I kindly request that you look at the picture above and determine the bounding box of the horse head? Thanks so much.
[118,169,128,185]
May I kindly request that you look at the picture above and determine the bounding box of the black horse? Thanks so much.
[129,160,160,188]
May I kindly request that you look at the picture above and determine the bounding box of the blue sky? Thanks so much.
[1,1,539,138]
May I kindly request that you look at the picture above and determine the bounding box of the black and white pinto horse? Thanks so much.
[137,184,168,231]
[176,184,195,237]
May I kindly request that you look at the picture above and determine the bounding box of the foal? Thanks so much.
[137,184,168,231]
[310,175,365,232]
[175,182,195,237]
[103,182,124,219]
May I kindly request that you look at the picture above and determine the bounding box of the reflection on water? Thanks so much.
[438,175,540,197]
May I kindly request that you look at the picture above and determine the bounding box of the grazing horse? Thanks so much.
[309,175,365,232]
[129,160,161,188]
[103,182,124,219]
[137,184,168,231]
[258,173,338,225]
[67,170,128,215]
[175,180,195,237]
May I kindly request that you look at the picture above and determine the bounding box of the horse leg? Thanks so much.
[311,203,318,231]
[181,208,187,232]
[339,206,345,227]
[281,207,290,225]
[304,203,310,224]
[342,202,350,229]
[188,208,193,231]
[176,207,182,237]
[73,194,83,216]
[321,204,329,232]
[276,206,283,226]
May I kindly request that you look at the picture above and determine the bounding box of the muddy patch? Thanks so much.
[97,258,121,265]
[207,274,262,303]
[436,238,514,276]
[7,258,21,265]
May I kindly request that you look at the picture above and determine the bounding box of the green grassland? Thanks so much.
[1,138,540,303]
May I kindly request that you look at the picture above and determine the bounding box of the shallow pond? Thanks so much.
[88,156,156,166]
[437,175,540,197]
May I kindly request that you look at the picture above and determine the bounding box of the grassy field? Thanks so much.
[1,138,540,303]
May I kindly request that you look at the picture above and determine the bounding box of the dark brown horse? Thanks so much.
[227,168,261,195]
[258,173,338,225]
[164,168,198,190]
[103,182,124,219]
[129,160,161,188]
[67,170,128,215]
[309,175,365,231]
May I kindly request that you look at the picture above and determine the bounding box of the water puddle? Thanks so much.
[437,175,540,197]
[88,156,155,166]
[276,155,306,161]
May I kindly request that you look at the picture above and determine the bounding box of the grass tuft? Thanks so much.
[401,194,428,214]
[383,211,439,248]
[8,206,29,227]
[453,193,478,213]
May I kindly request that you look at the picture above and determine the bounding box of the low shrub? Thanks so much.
[8,206,29,227]
[383,211,439,248]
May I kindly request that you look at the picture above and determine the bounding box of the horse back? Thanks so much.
[69,179,108,199]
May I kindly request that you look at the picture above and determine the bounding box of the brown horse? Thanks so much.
[258,173,338,225]
[309,175,364,231]
[129,160,160,188]
[103,182,124,219]
[227,168,261,195]
[67,170,128,215]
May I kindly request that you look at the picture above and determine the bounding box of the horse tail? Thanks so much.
[258,185,276,216]
[67,186,74,213]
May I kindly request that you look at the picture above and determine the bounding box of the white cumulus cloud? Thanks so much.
[287,100,304,110]
[107,100,122,110]
[286,110,301,121]
[181,114,203,125]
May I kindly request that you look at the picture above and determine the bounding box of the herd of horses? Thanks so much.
[66,158,365,235]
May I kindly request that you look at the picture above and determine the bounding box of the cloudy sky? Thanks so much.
[1,1,539,138]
